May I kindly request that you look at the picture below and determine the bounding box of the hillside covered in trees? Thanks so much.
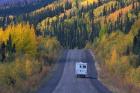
[0,0,140,93]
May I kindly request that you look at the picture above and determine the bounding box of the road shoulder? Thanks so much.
[36,50,68,93]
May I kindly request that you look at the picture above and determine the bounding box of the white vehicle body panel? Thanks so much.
[75,62,87,76]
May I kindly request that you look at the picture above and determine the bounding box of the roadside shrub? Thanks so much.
[45,37,61,54]
[0,57,42,88]
[127,67,140,87]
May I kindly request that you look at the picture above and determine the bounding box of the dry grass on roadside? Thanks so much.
[0,57,53,93]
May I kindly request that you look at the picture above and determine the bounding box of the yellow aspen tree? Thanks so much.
[110,48,117,65]
[0,23,37,55]
[0,28,3,42]
[107,47,118,72]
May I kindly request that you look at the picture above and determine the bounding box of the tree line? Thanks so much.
[0,35,16,62]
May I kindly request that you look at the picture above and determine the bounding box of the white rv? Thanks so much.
[75,62,87,77]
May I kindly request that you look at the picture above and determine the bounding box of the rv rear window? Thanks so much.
[83,65,86,68]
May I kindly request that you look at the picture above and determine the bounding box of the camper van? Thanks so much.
[75,62,87,77]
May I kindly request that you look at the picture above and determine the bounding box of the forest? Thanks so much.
[0,0,140,93]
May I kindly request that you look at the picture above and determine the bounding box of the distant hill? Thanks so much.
[0,0,54,16]
[0,0,39,8]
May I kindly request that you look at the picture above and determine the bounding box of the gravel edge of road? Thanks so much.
[87,49,112,93]
[36,50,68,93]
[90,50,123,93]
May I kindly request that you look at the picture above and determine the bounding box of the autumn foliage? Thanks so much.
[0,23,61,93]
[94,19,140,93]
[0,23,37,55]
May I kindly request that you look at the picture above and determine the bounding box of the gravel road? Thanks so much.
[37,49,112,93]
